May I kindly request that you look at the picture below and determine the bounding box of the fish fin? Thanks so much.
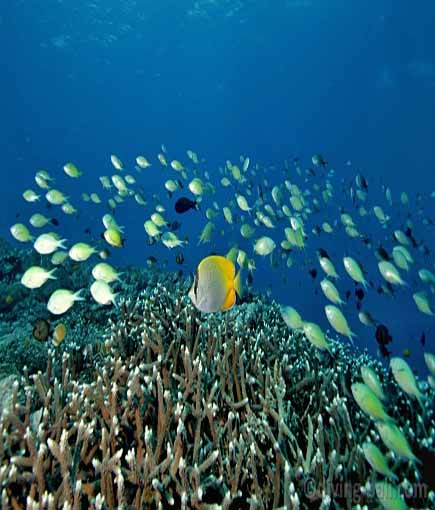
[234,270,243,298]
[221,288,236,311]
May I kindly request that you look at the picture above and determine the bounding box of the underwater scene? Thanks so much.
[2,1,435,509]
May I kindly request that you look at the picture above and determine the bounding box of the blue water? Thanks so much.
[3,1,435,372]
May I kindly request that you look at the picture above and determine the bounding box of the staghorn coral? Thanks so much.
[0,278,434,510]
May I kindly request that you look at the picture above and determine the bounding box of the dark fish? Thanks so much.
[309,268,317,280]
[84,227,91,235]
[312,154,327,167]
[355,288,365,301]
[405,227,418,248]
[345,290,351,301]
[376,246,390,261]
[420,332,426,347]
[169,221,181,232]
[375,324,393,346]
[51,218,59,226]
[378,344,391,358]
[175,253,184,265]
[146,256,157,267]
[174,197,198,214]
[355,174,368,190]
[362,236,372,247]
[247,273,253,285]
[177,179,184,189]
[317,248,329,259]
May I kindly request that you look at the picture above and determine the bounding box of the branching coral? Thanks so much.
[0,280,434,509]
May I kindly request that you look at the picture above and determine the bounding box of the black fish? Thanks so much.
[420,332,426,347]
[317,248,329,259]
[356,174,368,190]
[355,288,365,301]
[174,197,198,214]
[175,253,184,265]
[378,343,391,358]
[309,268,317,280]
[51,218,59,226]
[362,236,372,247]
[247,273,254,285]
[375,324,393,346]
[84,227,91,235]
[169,221,181,232]
[146,256,157,267]
[376,246,390,261]
[405,227,418,248]
[312,154,327,167]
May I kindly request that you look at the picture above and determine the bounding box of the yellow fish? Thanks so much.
[189,256,242,313]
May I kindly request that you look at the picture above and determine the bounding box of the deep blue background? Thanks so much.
[2,1,435,373]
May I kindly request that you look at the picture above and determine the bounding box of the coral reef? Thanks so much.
[0,271,434,509]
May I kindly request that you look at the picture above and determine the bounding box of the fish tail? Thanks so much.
[347,331,356,346]
[234,270,243,298]
[74,289,86,301]
[387,470,399,482]
[416,392,426,414]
